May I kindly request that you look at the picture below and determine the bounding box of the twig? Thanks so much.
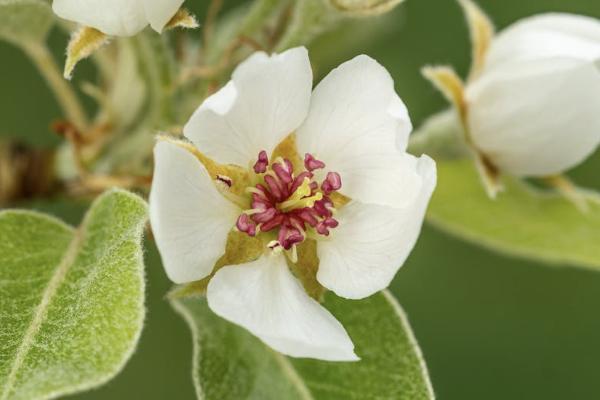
[203,0,224,48]
[179,35,264,83]
[23,42,90,132]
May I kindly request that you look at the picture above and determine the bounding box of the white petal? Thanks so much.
[150,140,240,284]
[184,47,312,167]
[296,55,414,206]
[317,156,436,300]
[485,13,600,70]
[467,59,600,176]
[53,0,148,36]
[207,254,358,361]
[328,148,424,209]
[143,0,184,32]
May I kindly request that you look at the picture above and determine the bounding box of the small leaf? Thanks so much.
[457,0,495,80]
[415,111,600,270]
[165,8,199,31]
[172,290,435,400]
[64,26,108,79]
[0,0,54,46]
[0,189,148,400]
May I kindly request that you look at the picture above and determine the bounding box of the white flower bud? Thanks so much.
[465,13,600,177]
[52,0,185,37]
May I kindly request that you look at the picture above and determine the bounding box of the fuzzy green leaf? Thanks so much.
[172,290,435,400]
[0,0,55,46]
[414,111,600,270]
[0,189,148,400]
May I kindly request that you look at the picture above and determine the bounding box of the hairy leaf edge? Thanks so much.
[0,189,148,400]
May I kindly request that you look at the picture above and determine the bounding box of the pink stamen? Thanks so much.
[316,217,339,236]
[278,225,305,250]
[314,199,334,218]
[260,214,285,232]
[253,150,269,174]
[238,151,343,250]
[236,214,256,236]
[296,209,319,227]
[264,175,285,201]
[272,160,294,184]
[253,208,277,223]
[304,153,326,172]
[290,171,313,194]
[321,172,342,194]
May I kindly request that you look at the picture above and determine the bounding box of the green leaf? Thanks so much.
[172,290,435,400]
[0,0,55,46]
[0,189,148,400]
[414,111,600,270]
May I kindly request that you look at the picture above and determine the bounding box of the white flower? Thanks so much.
[466,13,600,177]
[150,47,436,361]
[52,0,185,36]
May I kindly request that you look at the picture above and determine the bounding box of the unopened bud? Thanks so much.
[465,13,600,177]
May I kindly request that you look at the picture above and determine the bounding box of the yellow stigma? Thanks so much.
[278,178,323,212]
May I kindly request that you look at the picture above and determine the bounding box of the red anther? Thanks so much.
[253,150,269,174]
[313,198,333,218]
[290,171,313,193]
[278,225,305,250]
[304,153,326,172]
[264,175,285,201]
[295,208,319,227]
[272,160,293,184]
[316,222,330,236]
[321,172,342,194]
[236,214,256,236]
[238,150,342,246]
[253,207,278,223]
[260,214,285,232]
[253,184,273,203]
[324,217,339,228]
[316,218,338,236]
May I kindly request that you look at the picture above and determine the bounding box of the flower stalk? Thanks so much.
[22,42,89,132]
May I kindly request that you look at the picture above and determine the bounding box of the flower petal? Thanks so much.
[53,0,148,37]
[296,55,414,207]
[143,0,185,32]
[485,13,600,70]
[207,254,358,361]
[316,155,436,300]
[184,47,312,167]
[150,140,240,284]
[466,58,600,176]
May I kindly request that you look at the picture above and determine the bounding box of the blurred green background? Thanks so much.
[2,0,600,399]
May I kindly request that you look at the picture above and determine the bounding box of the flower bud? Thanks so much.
[327,0,404,17]
[52,0,188,37]
[465,13,600,177]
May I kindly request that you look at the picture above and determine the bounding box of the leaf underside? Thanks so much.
[172,290,435,400]
[0,189,148,400]
[415,111,600,270]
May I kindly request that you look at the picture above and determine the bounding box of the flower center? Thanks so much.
[236,150,342,251]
